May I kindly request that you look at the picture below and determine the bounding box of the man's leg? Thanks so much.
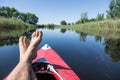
[7,30,43,80]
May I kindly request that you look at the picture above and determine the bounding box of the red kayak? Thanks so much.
[32,44,80,80]
[4,44,80,80]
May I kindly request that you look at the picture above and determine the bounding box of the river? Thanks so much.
[0,28,120,80]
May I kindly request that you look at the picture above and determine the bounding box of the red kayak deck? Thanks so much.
[33,44,80,80]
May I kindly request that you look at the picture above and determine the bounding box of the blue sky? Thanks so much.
[0,0,110,24]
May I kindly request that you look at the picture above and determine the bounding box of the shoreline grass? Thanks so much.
[59,19,120,39]
[0,17,35,38]
[1,17,120,39]
[60,19,120,30]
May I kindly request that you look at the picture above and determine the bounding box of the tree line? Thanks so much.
[0,6,38,24]
[60,0,120,25]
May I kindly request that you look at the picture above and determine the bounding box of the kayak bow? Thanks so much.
[33,44,80,80]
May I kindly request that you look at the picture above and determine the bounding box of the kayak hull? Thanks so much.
[33,44,80,80]
[4,44,80,80]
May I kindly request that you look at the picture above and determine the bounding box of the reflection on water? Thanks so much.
[75,31,120,62]
[0,27,120,80]
[104,39,120,62]
[0,29,35,47]
[60,29,67,33]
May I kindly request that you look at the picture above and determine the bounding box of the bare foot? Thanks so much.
[25,30,43,63]
[18,30,42,80]
[19,36,30,61]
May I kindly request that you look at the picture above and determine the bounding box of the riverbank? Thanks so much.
[0,17,35,38]
[60,19,120,39]
[1,17,120,39]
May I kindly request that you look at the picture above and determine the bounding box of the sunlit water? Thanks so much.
[0,28,120,80]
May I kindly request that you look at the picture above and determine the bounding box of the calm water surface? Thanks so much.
[0,28,120,80]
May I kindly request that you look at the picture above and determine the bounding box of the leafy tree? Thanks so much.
[68,23,71,25]
[96,13,104,21]
[25,13,38,24]
[0,6,9,17]
[107,0,120,19]
[0,6,19,18]
[80,12,88,23]
[0,6,38,24]
[76,12,88,24]
[18,13,26,22]
[72,22,74,25]
[60,20,67,25]
[17,13,38,24]
[76,20,81,24]
[46,24,54,30]
[10,8,19,17]
[89,18,96,22]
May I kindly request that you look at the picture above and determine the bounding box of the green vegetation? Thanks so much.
[60,20,67,25]
[0,6,38,24]
[73,0,120,25]
[1,0,120,40]
[60,19,120,39]
[58,0,120,39]
[0,17,35,38]
[96,13,104,21]
[106,0,120,19]
[61,19,120,30]
[0,6,38,38]
[0,17,27,30]
[104,38,120,62]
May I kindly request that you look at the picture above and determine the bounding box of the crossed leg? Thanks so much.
[7,30,43,80]
[19,30,43,63]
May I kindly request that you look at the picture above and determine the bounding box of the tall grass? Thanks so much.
[61,19,120,30]
[0,17,35,37]
[60,19,120,39]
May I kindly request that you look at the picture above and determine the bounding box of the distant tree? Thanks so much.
[96,13,104,21]
[60,20,67,25]
[60,29,67,33]
[25,13,38,24]
[76,12,88,24]
[76,20,81,24]
[72,22,74,25]
[18,13,26,22]
[80,12,88,23]
[106,0,120,19]
[0,6,38,24]
[89,18,96,22]
[46,24,54,30]
[0,6,19,18]
[0,6,9,17]
[68,23,71,25]
[18,13,38,24]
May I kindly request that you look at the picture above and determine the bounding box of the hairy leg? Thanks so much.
[19,36,30,61]
[7,30,43,80]
[25,30,43,63]
[7,36,32,80]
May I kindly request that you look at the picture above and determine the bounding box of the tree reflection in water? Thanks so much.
[1,28,120,62]
[0,29,35,47]
[75,30,120,62]
[104,38,120,62]
[60,29,67,33]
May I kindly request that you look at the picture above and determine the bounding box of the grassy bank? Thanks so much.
[61,20,120,30]
[0,17,35,38]
[60,19,120,39]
